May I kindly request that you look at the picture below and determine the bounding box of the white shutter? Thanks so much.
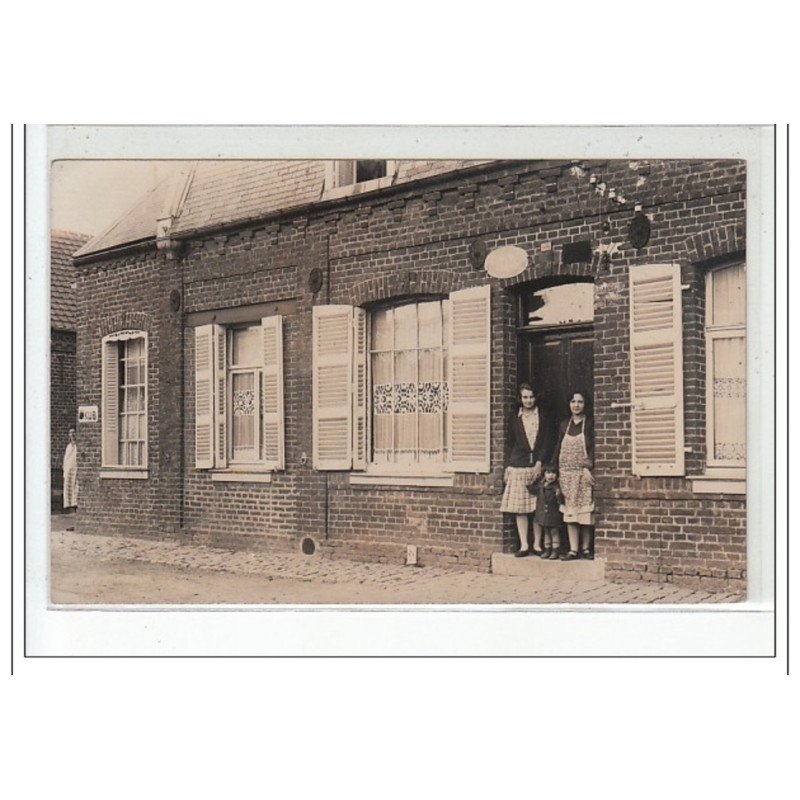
[352,307,368,470]
[447,284,491,473]
[194,325,215,469]
[629,263,685,476]
[313,305,353,469]
[101,339,119,467]
[261,315,285,469]
[213,324,227,469]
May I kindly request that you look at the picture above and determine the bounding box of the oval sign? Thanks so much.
[484,245,528,279]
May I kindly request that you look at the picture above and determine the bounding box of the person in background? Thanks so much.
[62,428,78,513]
[500,383,554,557]
[532,464,565,560]
[554,390,595,560]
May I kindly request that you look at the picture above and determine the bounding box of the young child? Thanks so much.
[533,465,565,560]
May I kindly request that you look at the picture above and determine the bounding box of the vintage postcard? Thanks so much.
[29,125,775,655]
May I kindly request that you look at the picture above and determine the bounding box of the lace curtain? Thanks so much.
[371,300,449,465]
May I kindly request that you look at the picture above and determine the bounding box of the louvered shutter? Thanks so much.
[261,315,285,469]
[101,339,119,466]
[313,305,353,469]
[194,325,215,468]
[352,307,368,470]
[629,263,685,476]
[447,284,491,473]
[213,324,227,469]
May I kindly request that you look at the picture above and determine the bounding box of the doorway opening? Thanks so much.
[515,279,595,424]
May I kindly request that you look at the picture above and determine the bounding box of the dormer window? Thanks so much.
[324,160,397,198]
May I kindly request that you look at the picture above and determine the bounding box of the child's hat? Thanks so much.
[544,463,558,473]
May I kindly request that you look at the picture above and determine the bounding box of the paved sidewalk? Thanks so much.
[49,516,744,605]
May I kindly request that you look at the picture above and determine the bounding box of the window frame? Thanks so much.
[323,160,398,199]
[365,296,451,476]
[704,262,746,475]
[101,329,149,474]
[195,316,284,479]
[227,324,264,466]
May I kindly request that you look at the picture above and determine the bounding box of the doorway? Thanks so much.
[518,328,594,425]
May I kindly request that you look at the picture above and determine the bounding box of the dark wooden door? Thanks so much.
[518,328,594,426]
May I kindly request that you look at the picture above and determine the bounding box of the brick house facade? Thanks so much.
[51,229,90,511]
[72,158,747,592]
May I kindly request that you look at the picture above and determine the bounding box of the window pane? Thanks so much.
[337,160,355,186]
[231,326,261,367]
[355,160,386,182]
[712,335,746,462]
[711,264,745,327]
[418,300,443,348]
[232,372,256,458]
[371,307,393,351]
[393,303,417,350]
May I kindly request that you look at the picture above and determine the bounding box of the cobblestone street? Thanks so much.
[50,515,744,605]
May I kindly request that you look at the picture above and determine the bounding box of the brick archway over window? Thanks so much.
[98,312,153,338]
[350,269,469,306]
[684,222,745,265]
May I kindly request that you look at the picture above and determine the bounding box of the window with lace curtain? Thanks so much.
[705,263,746,469]
[370,298,450,468]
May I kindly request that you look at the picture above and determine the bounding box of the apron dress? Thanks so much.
[558,420,595,525]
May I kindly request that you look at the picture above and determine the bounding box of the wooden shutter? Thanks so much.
[447,284,491,473]
[629,263,685,476]
[261,315,285,469]
[213,324,227,469]
[352,307,368,470]
[313,305,353,469]
[101,339,119,467]
[194,325,215,469]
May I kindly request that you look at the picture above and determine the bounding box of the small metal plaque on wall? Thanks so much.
[78,405,99,423]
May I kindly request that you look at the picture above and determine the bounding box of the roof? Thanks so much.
[74,160,489,259]
[51,230,91,329]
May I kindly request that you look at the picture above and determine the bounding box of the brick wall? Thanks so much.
[51,328,76,509]
[75,158,748,589]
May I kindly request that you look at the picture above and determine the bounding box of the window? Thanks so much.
[705,263,746,469]
[102,330,148,469]
[312,285,491,476]
[370,299,450,467]
[323,160,397,198]
[195,317,284,473]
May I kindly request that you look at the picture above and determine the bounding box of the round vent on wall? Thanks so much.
[308,268,324,294]
[484,245,529,279]
[629,214,651,250]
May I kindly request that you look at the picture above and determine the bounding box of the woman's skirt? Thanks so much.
[500,466,538,514]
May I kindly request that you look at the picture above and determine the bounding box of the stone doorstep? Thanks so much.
[491,552,606,581]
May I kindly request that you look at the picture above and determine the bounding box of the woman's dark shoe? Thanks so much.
[539,548,551,559]
[532,547,545,557]
[514,548,531,558]
[560,551,579,561]
[548,549,560,560]
[581,549,594,560]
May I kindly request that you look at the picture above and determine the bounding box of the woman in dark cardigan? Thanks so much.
[500,383,555,556]
[553,390,596,559]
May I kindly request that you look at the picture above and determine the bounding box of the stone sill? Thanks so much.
[349,473,454,489]
[211,471,273,484]
[100,470,149,480]
[688,475,746,495]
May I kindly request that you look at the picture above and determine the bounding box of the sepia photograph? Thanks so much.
[40,126,766,617]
